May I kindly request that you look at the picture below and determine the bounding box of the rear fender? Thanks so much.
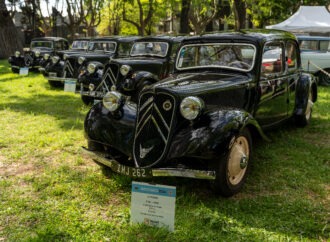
[294,73,317,116]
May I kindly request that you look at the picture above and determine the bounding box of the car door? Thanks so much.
[255,41,288,127]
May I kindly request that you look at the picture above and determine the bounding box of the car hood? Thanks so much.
[151,72,251,96]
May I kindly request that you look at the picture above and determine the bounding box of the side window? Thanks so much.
[286,41,298,70]
[261,43,283,75]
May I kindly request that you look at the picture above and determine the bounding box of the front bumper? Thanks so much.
[82,147,216,180]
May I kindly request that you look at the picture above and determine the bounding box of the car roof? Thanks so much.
[31,37,68,42]
[296,35,330,41]
[135,35,185,43]
[91,36,140,43]
[182,29,297,45]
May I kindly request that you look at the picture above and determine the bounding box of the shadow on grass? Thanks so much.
[0,93,87,131]
[95,119,328,240]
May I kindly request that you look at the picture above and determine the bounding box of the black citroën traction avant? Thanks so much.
[82,30,317,197]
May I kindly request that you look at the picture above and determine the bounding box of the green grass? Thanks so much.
[0,59,329,241]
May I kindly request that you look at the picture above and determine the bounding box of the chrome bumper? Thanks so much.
[81,147,216,180]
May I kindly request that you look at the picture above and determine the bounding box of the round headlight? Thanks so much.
[15,51,20,57]
[44,53,50,60]
[51,56,60,64]
[78,56,86,65]
[103,91,123,112]
[35,50,40,57]
[89,84,95,91]
[180,96,203,120]
[63,54,68,60]
[87,63,96,74]
[120,65,132,76]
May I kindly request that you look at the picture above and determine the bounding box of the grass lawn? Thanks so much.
[0,59,329,241]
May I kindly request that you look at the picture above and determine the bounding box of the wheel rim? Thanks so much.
[305,90,313,120]
[319,71,330,85]
[227,136,250,186]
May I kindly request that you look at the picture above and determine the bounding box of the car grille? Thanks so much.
[24,53,33,66]
[65,59,79,78]
[102,63,119,88]
[133,91,176,167]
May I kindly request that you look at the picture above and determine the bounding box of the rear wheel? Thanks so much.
[211,128,252,197]
[295,87,313,127]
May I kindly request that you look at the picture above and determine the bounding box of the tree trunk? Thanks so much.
[0,0,23,58]
[233,0,246,31]
[180,0,191,34]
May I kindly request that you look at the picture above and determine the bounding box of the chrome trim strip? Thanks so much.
[46,77,77,82]
[152,168,216,180]
[81,147,216,180]
[151,116,166,143]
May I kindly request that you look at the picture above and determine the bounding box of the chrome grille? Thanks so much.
[64,60,74,77]
[102,64,119,88]
[133,91,176,167]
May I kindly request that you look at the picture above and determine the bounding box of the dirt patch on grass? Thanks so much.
[0,162,37,177]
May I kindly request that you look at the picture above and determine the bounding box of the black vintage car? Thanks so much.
[39,37,90,73]
[78,36,183,105]
[82,30,317,197]
[8,37,69,73]
[43,36,138,87]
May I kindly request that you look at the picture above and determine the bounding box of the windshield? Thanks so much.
[72,40,89,49]
[87,41,116,52]
[176,43,256,72]
[130,42,169,57]
[31,41,53,49]
[117,42,133,57]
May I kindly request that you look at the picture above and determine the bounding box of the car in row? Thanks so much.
[8,37,70,73]
[81,29,317,197]
[78,36,184,104]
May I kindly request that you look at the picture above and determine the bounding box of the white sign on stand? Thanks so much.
[131,181,176,231]
[19,67,29,75]
[64,80,76,93]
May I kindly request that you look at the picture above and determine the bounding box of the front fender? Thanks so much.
[168,109,268,160]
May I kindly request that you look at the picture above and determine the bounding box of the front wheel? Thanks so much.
[211,128,252,197]
[11,67,19,74]
[81,95,94,105]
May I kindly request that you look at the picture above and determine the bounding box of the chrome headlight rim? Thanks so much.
[51,56,60,64]
[120,64,132,76]
[35,50,41,57]
[103,91,123,112]
[78,56,86,65]
[87,63,96,74]
[43,53,50,60]
[15,51,20,57]
[180,96,204,120]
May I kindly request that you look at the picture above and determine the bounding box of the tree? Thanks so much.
[0,0,23,58]
[188,0,218,34]
[122,0,154,36]
[179,0,190,33]
[82,0,104,37]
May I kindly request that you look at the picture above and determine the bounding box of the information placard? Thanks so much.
[131,181,176,231]
[64,80,76,93]
[19,67,29,75]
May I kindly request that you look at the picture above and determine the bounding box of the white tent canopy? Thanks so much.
[266,6,330,33]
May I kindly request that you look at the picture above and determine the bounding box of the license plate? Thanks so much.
[115,164,151,178]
